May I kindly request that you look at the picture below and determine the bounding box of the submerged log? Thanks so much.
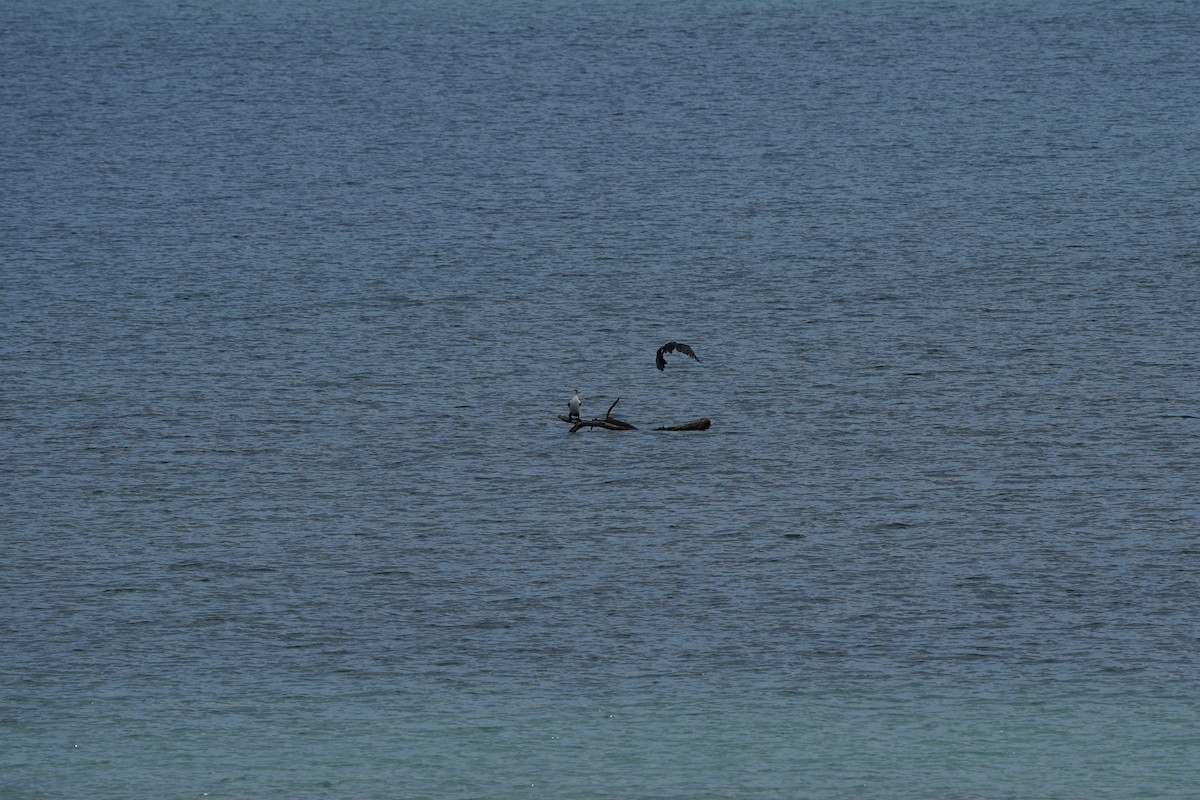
[654,418,711,431]
[556,397,710,433]
[558,415,638,432]
[556,414,710,432]
[557,396,638,433]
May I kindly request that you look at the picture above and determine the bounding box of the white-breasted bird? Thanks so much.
[568,389,581,420]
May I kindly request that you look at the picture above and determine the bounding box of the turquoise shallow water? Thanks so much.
[3,0,1199,797]
[17,693,1197,798]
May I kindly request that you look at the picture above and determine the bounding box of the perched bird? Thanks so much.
[655,341,701,371]
[568,389,581,420]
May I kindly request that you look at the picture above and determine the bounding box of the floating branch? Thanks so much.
[555,396,710,433]
[654,418,712,432]
[556,396,637,432]
[558,415,638,433]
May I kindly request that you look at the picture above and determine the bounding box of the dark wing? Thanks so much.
[656,341,701,369]
[674,343,701,363]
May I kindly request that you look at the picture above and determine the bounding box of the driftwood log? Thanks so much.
[558,415,637,433]
[557,398,710,433]
[654,418,711,431]
[558,397,637,432]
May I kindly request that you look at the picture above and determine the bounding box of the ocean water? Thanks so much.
[3,0,1199,797]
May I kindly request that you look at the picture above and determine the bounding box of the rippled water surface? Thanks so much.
[3,0,1199,797]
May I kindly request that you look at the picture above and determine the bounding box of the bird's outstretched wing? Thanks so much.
[673,342,700,362]
[656,341,701,370]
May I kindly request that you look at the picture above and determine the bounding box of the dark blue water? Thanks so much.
[3,0,1199,797]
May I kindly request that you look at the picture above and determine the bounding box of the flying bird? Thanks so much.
[655,341,701,371]
[568,389,581,420]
